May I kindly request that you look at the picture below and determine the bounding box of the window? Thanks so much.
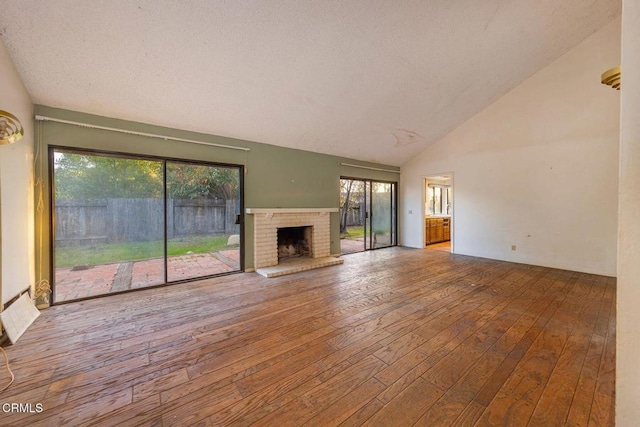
[427,185,451,215]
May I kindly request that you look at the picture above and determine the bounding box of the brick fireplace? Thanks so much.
[246,208,339,272]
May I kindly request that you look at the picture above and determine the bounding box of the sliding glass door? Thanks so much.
[166,162,241,281]
[52,148,242,302]
[340,178,397,254]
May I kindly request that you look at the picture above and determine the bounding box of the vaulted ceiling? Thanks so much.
[0,1,620,166]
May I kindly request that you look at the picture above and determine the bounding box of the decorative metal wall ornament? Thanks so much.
[0,110,24,145]
[601,66,621,90]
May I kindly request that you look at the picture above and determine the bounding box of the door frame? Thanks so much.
[423,173,454,253]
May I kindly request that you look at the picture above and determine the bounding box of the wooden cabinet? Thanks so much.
[432,219,444,242]
[425,217,451,245]
[424,219,430,244]
[443,218,450,241]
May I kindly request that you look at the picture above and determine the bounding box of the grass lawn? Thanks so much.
[341,225,364,240]
[56,234,234,268]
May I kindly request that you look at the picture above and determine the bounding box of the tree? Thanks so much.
[54,152,240,201]
[340,179,365,234]
[167,164,239,200]
[54,153,162,199]
[340,180,354,234]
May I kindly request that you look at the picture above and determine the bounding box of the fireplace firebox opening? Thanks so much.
[277,226,312,261]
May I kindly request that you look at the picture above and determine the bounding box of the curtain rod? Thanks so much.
[35,115,251,152]
[340,162,400,174]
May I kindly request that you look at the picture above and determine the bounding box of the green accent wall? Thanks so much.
[34,105,400,288]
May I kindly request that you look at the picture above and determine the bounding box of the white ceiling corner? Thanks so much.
[0,0,620,166]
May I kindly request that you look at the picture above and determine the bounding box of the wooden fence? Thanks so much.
[55,198,240,246]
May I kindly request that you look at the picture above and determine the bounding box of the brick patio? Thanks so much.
[54,250,240,302]
[340,237,364,254]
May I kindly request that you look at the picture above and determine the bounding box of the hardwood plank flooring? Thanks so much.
[0,247,615,426]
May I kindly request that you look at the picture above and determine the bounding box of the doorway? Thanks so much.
[339,178,397,254]
[424,174,453,252]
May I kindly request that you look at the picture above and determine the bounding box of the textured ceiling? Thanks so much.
[0,1,620,166]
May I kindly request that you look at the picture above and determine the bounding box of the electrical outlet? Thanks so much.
[511,245,517,251]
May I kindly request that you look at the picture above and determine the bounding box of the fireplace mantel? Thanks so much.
[246,208,338,214]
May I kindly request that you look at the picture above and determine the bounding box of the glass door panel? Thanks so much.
[339,179,366,254]
[166,162,241,281]
[52,150,164,302]
[371,182,395,249]
[364,181,372,250]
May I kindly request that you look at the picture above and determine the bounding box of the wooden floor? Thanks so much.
[0,248,615,426]
[425,241,452,253]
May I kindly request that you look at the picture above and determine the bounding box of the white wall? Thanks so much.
[401,18,621,276]
[616,0,640,423]
[0,38,34,305]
